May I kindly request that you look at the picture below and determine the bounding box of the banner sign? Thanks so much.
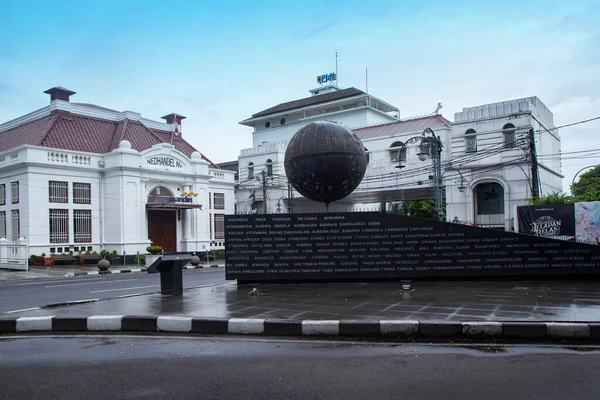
[575,202,600,245]
[225,212,600,282]
[517,204,575,241]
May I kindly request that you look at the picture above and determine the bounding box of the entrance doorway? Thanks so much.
[147,210,176,252]
[146,186,177,252]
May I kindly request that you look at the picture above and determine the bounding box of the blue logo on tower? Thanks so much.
[317,72,336,84]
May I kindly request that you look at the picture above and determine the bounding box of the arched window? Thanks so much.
[247,162,254,179]
[147,186,174,205]
[389,141,406,163]
[265,159,273,176]
[465,128,477,152]
[475,182,504,215]
[503,123,516,148]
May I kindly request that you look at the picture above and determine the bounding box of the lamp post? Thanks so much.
[441,167,467,193]
[571,164,600,195]
[395,128,444,220]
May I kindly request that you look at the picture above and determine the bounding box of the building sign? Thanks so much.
[168,196,193,203]
[225,212,600,282]
[317,72,336,84]
[146,156,183,168]
[517,204,575,241]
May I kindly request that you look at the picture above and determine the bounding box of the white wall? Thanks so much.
[0,143,235,256]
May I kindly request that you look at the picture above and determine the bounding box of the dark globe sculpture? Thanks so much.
[284,121,367,204]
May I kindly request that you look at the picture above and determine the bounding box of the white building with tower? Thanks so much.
[233,76,562,231]
[0,86,235,263]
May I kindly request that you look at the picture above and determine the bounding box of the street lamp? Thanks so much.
[393,128,444,220]
[442,167,467,193]
[571,164,600,195]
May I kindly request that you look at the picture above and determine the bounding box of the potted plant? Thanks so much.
[146,245,163,266]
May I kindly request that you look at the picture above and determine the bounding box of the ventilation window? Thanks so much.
[265,121,270,128]
[465,129,477,152]
[280,118,286,125]
[503,123,516,148]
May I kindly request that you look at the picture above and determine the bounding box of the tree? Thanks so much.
[526,191,578,205]
[388,200,442,220]
[572,166,600,198]
[526,191,598,205]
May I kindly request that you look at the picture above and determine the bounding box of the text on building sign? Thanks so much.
[168,197,193,203]
[317,72,336,84]
[146,156,183,168]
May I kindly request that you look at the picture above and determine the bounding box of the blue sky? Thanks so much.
[1,0,599,191]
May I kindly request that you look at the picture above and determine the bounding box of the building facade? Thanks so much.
[446,96,562,230]
[234,83,562,231]
[0,87,235,257]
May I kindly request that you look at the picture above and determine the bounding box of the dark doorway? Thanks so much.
[147,210,176,252]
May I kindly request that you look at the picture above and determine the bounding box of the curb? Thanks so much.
[1,316,600,340]
[64,265,223,277]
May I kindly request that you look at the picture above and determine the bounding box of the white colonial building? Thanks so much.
[0,87,235,259]
[233,81,562,231]
[446,97,562,230]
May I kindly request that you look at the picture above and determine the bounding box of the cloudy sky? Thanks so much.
[1,0,599,192]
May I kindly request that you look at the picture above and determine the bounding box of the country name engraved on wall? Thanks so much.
[225,212,600,280]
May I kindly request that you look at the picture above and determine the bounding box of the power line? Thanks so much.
[554,115,600,130]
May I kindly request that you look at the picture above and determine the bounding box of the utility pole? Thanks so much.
[287,182,294,214]
[434,137,444,221]
[260,171,268,214]
[528,128,540,201]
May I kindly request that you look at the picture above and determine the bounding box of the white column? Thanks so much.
[183,185,192,240]
[183,209,192,240]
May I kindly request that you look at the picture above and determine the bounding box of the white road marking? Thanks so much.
[45,278,138,288]
[15,278,104,286]
[3,307,41,314]
[90,285,158,294]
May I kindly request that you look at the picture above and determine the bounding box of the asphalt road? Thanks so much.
[0,268,227,314]
[1,336,599,400]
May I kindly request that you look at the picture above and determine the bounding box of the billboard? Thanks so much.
[575,202,600,245]
[225,212,600,282]
[517,204,575,241]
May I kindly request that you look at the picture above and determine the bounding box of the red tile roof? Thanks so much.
[0,112,219,168]
[354,114,451,140]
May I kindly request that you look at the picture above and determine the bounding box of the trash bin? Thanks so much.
[147,254,192,295]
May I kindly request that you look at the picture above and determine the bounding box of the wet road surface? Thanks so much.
[1,336,599,399]
[0,268,226,314]
[7,279,600,321]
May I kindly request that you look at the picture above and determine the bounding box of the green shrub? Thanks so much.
[133,254,146,265]
[100,250,119,260]
[213,249,225,258]
[146,246,163,255]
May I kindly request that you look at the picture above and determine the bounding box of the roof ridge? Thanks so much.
[109,118,129,152]
[36,114,59,146]
[137,119,173,144]
[353,113,450,132]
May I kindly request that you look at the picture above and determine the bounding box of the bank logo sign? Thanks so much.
[317,72,336,84]
[146,156,183,168]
